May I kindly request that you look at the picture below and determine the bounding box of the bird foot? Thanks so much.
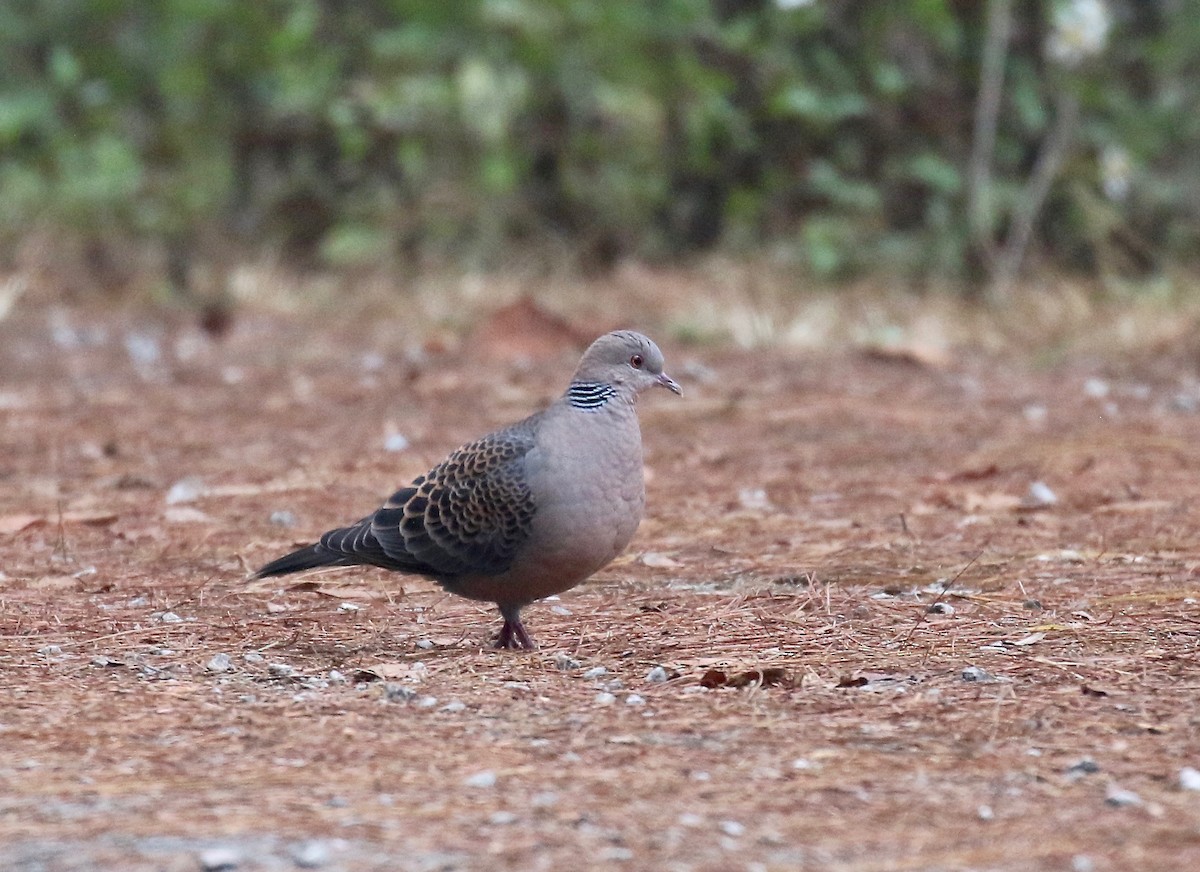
[494,616,536,650]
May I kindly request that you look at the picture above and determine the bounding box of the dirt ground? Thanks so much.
[2,297,1199,872]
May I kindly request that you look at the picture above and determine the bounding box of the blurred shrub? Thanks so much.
[1,0,1197,287]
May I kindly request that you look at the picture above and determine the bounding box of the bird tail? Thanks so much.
[253,544,344,579]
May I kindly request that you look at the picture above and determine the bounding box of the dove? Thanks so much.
[254,330,681,649]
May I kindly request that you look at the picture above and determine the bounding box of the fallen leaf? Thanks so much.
[0,510,118,534]
[0,514,44,534]
[700,669,728,688]
[1012,632,1047,646]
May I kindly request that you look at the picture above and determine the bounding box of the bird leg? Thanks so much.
[495,604,536,650]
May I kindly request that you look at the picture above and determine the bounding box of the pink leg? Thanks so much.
[494,604,536,650]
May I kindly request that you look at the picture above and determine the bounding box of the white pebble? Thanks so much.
[384,433,410,452]
[1180,767,1200,791]
[645,666,669,683]
[977,804,994,821]
[337,602,361,613]
[625,694,645,706]
[442,700,466,713]
[488,810,517,825]
[165,477,204,505]
[158,611,183,623]
[38,645,63,656]
[464,770,497,789]
[327,670,347,685]
[268,663,295,677]
[594,692,617,705]
[206,654,233,673]
[1025,480,1058,507]
[1105,785,1143,807]
[198,846,241,871]
[290,840,330,868]
[719,820,745,837]
[582,666,608,679]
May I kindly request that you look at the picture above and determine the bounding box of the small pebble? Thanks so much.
[337,602,361,613]
[158,611,183,623]
[1072,856,1095,872]
[678,812,703,828]
[415,639,435,650]
[1083,378,1109,398]
[961,666,993,682]
[604,679,625,691]
[383,684,416,703]
[243,652,264,663]
[645,666,670,683]
[1179,767,1200,791]
[582,666,608,679]
[594,692,617,705]
[38,645,63,656]
[464,770,497,789]
[1105,785,1143,808]
[554,652,580,670]
[198,847,241,871]
[531,791,558,808]
[600,847,633,862]
[489,810,517,825]
[91,655,121,667]
[269,510,297,527]
[1022,599,1043,610]
[1065,758,1101,777]
[1023,480,1058,508]
[625,694,645,706]
[926,602,954,615]
[290,839,331,868]
[384,433,410,452]
[738,487,772,511]
[442,700,466,713]
[165,477,204,505]
[268,663,295,678]
[977,805,994,821]
[328,670,347,685]
[719,820,745,837]
[416,695,439,708]
[206,654,233,673]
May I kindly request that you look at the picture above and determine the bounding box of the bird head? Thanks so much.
[573,331,682,397]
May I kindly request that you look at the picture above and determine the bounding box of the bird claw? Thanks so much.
[494,617,536,650]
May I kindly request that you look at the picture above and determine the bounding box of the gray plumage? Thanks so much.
[254,330,682,649]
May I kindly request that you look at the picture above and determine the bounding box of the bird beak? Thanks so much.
[656,372,683,396]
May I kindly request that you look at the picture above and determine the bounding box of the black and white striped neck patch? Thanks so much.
[566,381,616,410]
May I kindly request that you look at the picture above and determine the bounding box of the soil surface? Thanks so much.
[2,302,1199,871]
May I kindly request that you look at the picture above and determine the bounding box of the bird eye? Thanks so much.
[630,354,644,369]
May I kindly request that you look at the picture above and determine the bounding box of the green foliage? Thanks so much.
[1,0,1197,286]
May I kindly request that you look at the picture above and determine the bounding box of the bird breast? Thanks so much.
[517,405,646,591]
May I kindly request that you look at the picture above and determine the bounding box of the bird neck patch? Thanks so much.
[566,381,617,410]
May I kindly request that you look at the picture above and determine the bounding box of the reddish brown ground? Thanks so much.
[1,300,1199,871]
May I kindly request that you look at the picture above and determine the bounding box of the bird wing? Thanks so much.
[318,416,539,578]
